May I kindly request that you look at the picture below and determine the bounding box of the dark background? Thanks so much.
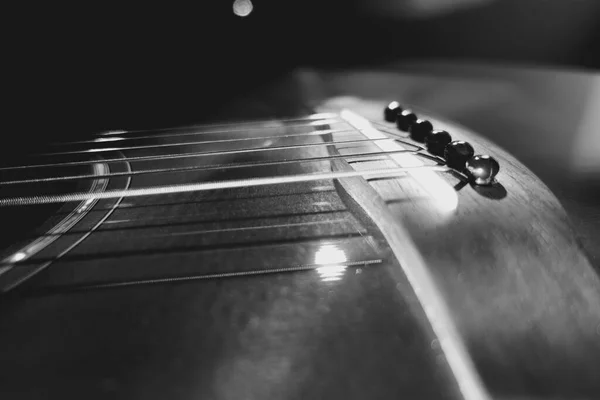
[5,0,600,151]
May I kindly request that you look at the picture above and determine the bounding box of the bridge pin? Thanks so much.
[466,155,500,185]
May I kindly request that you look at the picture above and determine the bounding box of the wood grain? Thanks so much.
[319,96,600,399]
[0,68,599,400]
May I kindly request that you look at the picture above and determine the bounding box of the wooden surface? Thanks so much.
[321,96,600,399]
[1,64,599,399]
[306,63,600,273]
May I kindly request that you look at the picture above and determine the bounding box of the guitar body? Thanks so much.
[0,70,599,400]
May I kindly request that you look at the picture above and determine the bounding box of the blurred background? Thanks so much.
[6,0,600,135]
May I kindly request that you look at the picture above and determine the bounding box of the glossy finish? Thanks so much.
[409,119,434,142]
[319,95,600,400]
[396,109,417,132]
[0,113,464,400]
[0,163,109,284]
[425,130,452,156]
[444,140,475,171]
[1,64,599,400]
[315,63,599,276]
[384,100,402,122]
[466,155,500,185]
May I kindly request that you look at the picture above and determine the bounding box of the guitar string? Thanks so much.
[0,163,109,278]
[4,123,351,170]
[3,117,414,293]
[2,120,418,168]
[27,187,340,218]
[4,229,370,268]
[1,148,429,185]
[36,126,356,156]
[1,214,358,252]
[29,124,416,158]
[0,156,134,292]
[49,118,348,146]
[5,206,361,275]
[2,117,432,293]
[24,208,351,238]
[2,114,489,400]
[4,173,382,296]
[0,118,456,205]
[12,259,383,295]
[0,165,452,207]
[0,137,424,171]
[92,113,339,137]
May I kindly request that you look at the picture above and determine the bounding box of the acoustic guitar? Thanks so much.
[1,69,599,400]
